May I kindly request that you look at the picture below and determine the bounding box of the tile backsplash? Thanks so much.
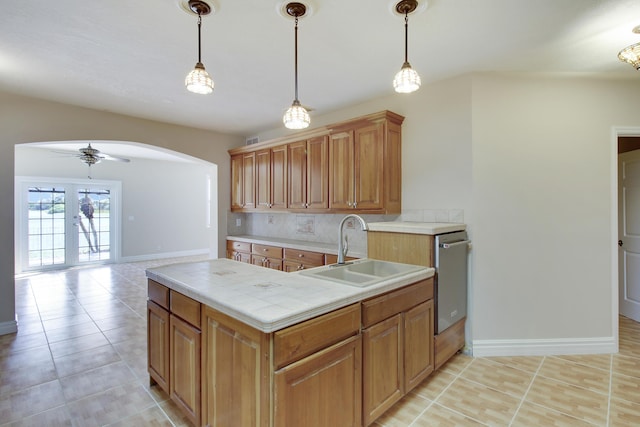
[227,209,465,255]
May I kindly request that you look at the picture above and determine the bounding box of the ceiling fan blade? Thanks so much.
[101,154,130,163]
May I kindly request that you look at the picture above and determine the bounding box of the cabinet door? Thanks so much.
[287,140,307,209]
[274,335,362,427]
[170,314,201,427]
[242,152,256,209]
[354,122,384,210]
[329,130,355,210]
[404,300,434,392]
[201,307,270,427]
[271,145,288,210]
[230,154,244,210]
[362,314,403,426]
[306,136,329,209]
[255,148,271,210]
[147,301,169,393]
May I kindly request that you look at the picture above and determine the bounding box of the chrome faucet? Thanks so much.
[337,214,369,265]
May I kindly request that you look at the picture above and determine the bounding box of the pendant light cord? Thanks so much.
[197,13,203,64]
[294,16,299,102]
[404,13,409,64]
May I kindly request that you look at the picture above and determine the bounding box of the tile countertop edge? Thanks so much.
[146,260,434,333]
[367,222,466,235]
[226,235,367,258]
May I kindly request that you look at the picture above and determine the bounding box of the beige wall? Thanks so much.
[255,73,640,355]
[0,91,243,332]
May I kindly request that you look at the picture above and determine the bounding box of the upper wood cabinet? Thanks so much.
[229,110,403,214]
[256,146,287,210]
[230,152,256,210]
[288,136,329,210]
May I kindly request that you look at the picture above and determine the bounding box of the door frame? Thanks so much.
[612,127,640,345]
[14,176,122,273]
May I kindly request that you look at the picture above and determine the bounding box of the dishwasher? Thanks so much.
[434,231,470,334]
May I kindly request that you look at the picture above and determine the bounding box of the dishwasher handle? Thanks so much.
[439,240,471,249]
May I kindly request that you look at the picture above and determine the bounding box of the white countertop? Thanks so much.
[226,235,367,258]
[367,222,466,235]
[146,258,433,333]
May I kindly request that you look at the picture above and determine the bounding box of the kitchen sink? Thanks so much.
[299,259,425,287]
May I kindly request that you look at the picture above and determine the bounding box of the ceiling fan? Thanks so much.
[52,143,130,178]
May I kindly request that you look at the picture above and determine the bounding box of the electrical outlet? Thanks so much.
[236,218,242,227]
[268,215,274,225]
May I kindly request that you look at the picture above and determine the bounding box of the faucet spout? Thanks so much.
[337,214,368,265]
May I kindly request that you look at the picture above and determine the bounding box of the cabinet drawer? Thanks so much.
[362,279,433,328]
[148,279,169,310]
[274,303,361,369]
[170,291,201,328]
[251,244,283,258]
[228,240,251,253]
[283,248,324,266]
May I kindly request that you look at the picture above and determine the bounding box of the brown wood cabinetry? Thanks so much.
[256,146,287,210]
[282,247,325,272]
[287,136,329,210]
[250,243,283,270]
[361,279,434,426]
[226,240,251,263]
[147,281,202,427]
[230,152,256,210]
[229,110,403,214]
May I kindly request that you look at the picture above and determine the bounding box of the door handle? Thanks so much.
[619,240,623,247]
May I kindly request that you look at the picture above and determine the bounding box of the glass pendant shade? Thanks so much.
[619,42,640,70]
[283,100,310,129]
[393,62,421,93]
[185,62,214,94]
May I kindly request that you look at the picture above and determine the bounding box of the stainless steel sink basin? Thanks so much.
[299,259,425,287]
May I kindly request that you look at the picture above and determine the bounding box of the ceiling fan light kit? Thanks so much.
[185,0,215,94]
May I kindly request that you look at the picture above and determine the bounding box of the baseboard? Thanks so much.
[119,249,210,263]
[0,319,18,336]
[471,336,617,357]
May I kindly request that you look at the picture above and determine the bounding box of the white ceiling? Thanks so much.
[2,0,640,138]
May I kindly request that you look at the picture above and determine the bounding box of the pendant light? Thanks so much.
[393,0,421,93]
[283,2,310,130]
[618,26,640,71]
[185,0,214,94]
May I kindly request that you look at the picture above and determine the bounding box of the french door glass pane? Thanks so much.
[27,187,66,267]
[77,188,111,262]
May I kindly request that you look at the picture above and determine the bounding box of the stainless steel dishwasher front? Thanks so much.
[434,231,470,334]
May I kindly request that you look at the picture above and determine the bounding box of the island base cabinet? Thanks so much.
[201,307,271,427]
[169,314,201,427]
[147,301,169,393]
[274,334,362,427]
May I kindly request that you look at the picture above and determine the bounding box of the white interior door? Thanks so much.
[16,177,120,272]
[618,150,640,322]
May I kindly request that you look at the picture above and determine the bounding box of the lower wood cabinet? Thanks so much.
[147,300,169,392]
[170,314,201,426]
[274,335,362,427]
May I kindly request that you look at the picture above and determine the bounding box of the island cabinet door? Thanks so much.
[169,314,201,427]
[201,306,271,427]
[147,301,169,393]
[274,334,362,427]
[362,314,403,426]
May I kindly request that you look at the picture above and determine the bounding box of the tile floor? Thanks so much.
[0,257,638,426]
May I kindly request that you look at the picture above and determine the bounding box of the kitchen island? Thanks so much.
[146,258,435,427]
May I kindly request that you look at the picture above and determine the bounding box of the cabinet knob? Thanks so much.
[347,202,352,207]
[298,254,304,258]
[353,202,357,208]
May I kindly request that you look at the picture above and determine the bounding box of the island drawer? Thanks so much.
[170,290,201,328]
[283,248,324,265]
[148,279,169,310]
[274,303,361,369]
[362,279,434,328]
[251,243,283,258]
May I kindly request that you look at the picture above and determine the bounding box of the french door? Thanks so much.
[16,177,121,272]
